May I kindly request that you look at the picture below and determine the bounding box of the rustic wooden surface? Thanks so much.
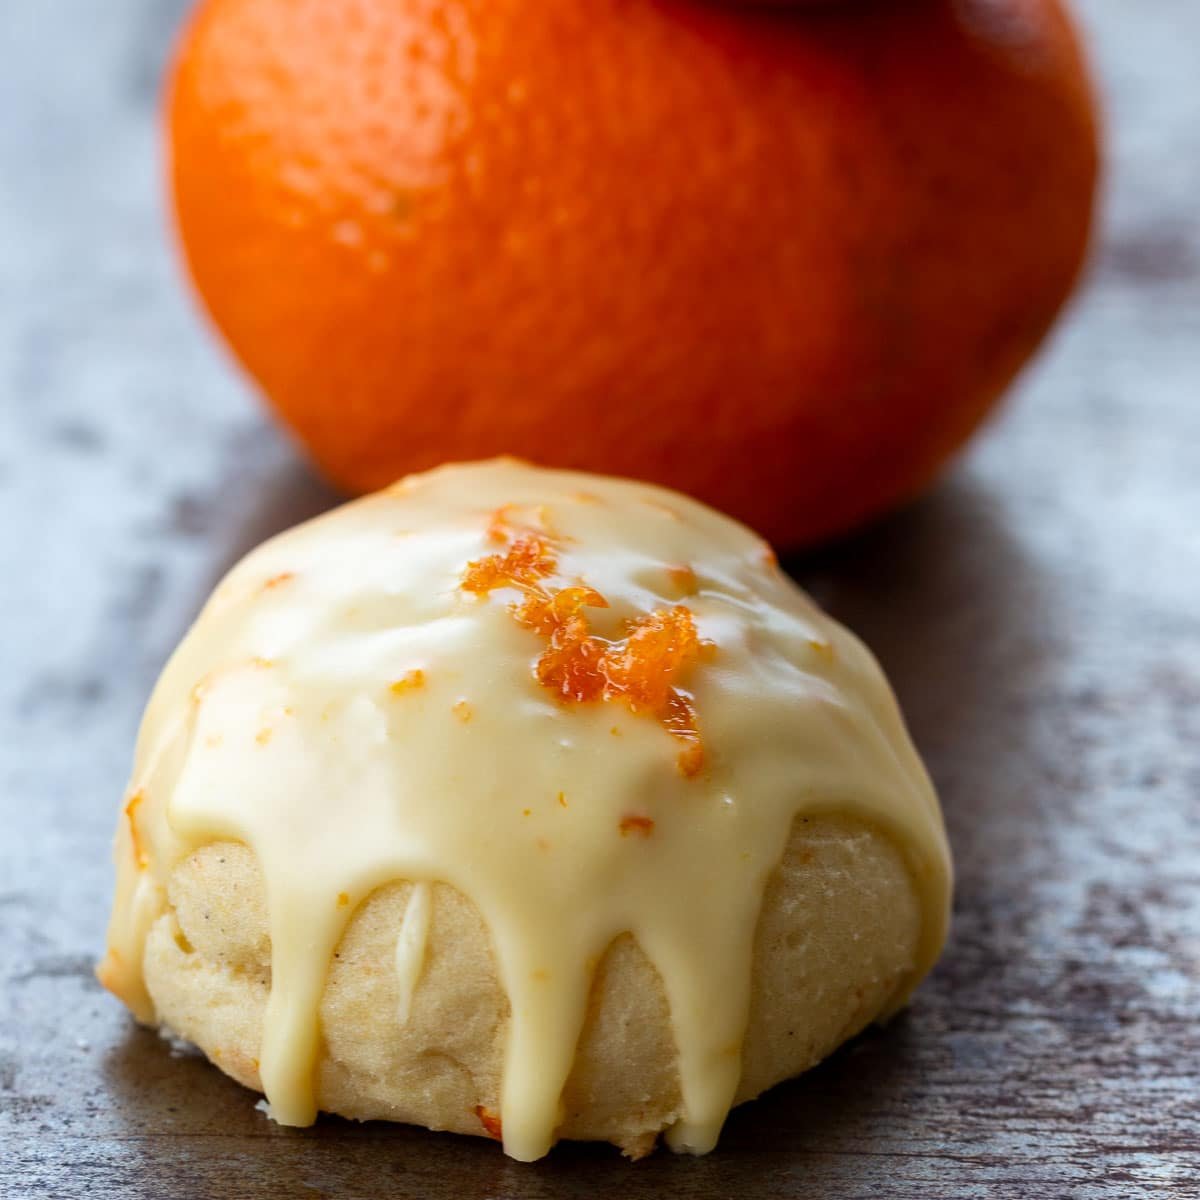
[2,1,1198,1196]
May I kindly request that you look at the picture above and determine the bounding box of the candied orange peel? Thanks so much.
[461,507,711,775]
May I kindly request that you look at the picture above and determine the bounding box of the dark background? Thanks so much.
[2,1,1197,1197]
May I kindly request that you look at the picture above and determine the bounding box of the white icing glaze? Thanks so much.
[394,882,432,1025]
[99,458,952,1161]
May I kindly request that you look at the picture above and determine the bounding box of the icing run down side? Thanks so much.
[97,459,952,1161]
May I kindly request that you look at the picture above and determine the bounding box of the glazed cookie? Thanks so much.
[99,459,951,1160]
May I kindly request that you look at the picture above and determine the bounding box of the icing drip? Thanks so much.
[395,883,432,1025]
[98,459,952,1161]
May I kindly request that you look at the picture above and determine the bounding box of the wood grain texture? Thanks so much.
[0,1,1197,1196]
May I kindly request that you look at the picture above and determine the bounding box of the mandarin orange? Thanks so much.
[167,0,1099,546]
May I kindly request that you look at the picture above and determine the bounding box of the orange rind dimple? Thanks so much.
[460,509,711,774]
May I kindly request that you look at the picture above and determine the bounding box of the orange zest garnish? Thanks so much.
[486,504,519,544]
[665,563,698,596]
[263,571,294,590]
[124,790,149,868]
[806,639,835,662]
[619,814,655,837]
[461,532,556,594]
[460,510,711,775]
[389,669,425,695]
[475,1105,503,1140]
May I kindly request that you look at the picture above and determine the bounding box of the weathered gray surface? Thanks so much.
[1,1,1197,1196]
